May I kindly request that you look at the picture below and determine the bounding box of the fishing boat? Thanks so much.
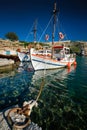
[30,3,76,71]
[17,50,30,62]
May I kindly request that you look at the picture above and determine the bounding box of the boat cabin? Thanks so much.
[53,45,70,59]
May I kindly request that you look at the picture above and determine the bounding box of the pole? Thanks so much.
[52,3,58,59]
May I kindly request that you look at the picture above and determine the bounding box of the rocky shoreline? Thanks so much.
[0,58,14,67]
[0,54,20,62]
[0,53,20,68]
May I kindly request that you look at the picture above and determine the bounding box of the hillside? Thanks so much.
[0,39,87,56]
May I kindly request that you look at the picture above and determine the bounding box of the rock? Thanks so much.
[0,58,14,67]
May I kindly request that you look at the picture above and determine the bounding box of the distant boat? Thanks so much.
[17,50,30,62]
[30,3,76,71]
[79,48,85,56]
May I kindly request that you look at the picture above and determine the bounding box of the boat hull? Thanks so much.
[30,49,75,71]
[17,52,30,62]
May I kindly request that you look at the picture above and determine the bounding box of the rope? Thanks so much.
[25,22,34,41]
[38,15,53,42]
[36,78,45,102]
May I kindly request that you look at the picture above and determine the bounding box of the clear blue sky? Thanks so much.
[0,0,87,42]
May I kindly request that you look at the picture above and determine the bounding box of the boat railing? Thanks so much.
[70,53,76,58]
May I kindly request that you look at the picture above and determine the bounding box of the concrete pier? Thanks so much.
[0,58,14,67]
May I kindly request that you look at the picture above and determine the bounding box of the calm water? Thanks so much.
[0,56,87,130]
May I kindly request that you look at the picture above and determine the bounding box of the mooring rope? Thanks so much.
[36,78,45,102]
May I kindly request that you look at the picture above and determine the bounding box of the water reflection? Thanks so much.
[18,62,34,72]
[0,60,87,130]
[0,62,75,110]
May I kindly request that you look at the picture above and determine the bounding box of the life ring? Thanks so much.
[7,107,31,129]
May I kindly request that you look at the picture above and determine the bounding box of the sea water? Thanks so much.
[0,56,87,130]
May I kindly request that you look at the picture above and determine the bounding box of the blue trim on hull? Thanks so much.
[32,58,65,67]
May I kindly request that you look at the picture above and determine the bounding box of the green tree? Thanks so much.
[5,32,19,41]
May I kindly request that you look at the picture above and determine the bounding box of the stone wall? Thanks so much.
[0,39,87,55]
[0,39,27,52]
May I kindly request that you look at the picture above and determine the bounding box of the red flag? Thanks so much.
[59,32,64,39]
[45,34,49,41]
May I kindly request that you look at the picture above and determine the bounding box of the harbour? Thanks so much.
[0,56,87,130]
[0,1,87,129]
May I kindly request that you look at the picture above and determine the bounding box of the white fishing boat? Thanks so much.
[30,3,76,71]
[30,46,76,70]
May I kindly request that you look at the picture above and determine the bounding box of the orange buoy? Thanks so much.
[17,48,21,52]
[67,62,71,68]
[73,61,77,65]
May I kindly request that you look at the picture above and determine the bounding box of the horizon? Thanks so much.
[0,0,87,42]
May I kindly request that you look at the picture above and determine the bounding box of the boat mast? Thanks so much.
[52,3,58,58]
[33,19,37,43]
